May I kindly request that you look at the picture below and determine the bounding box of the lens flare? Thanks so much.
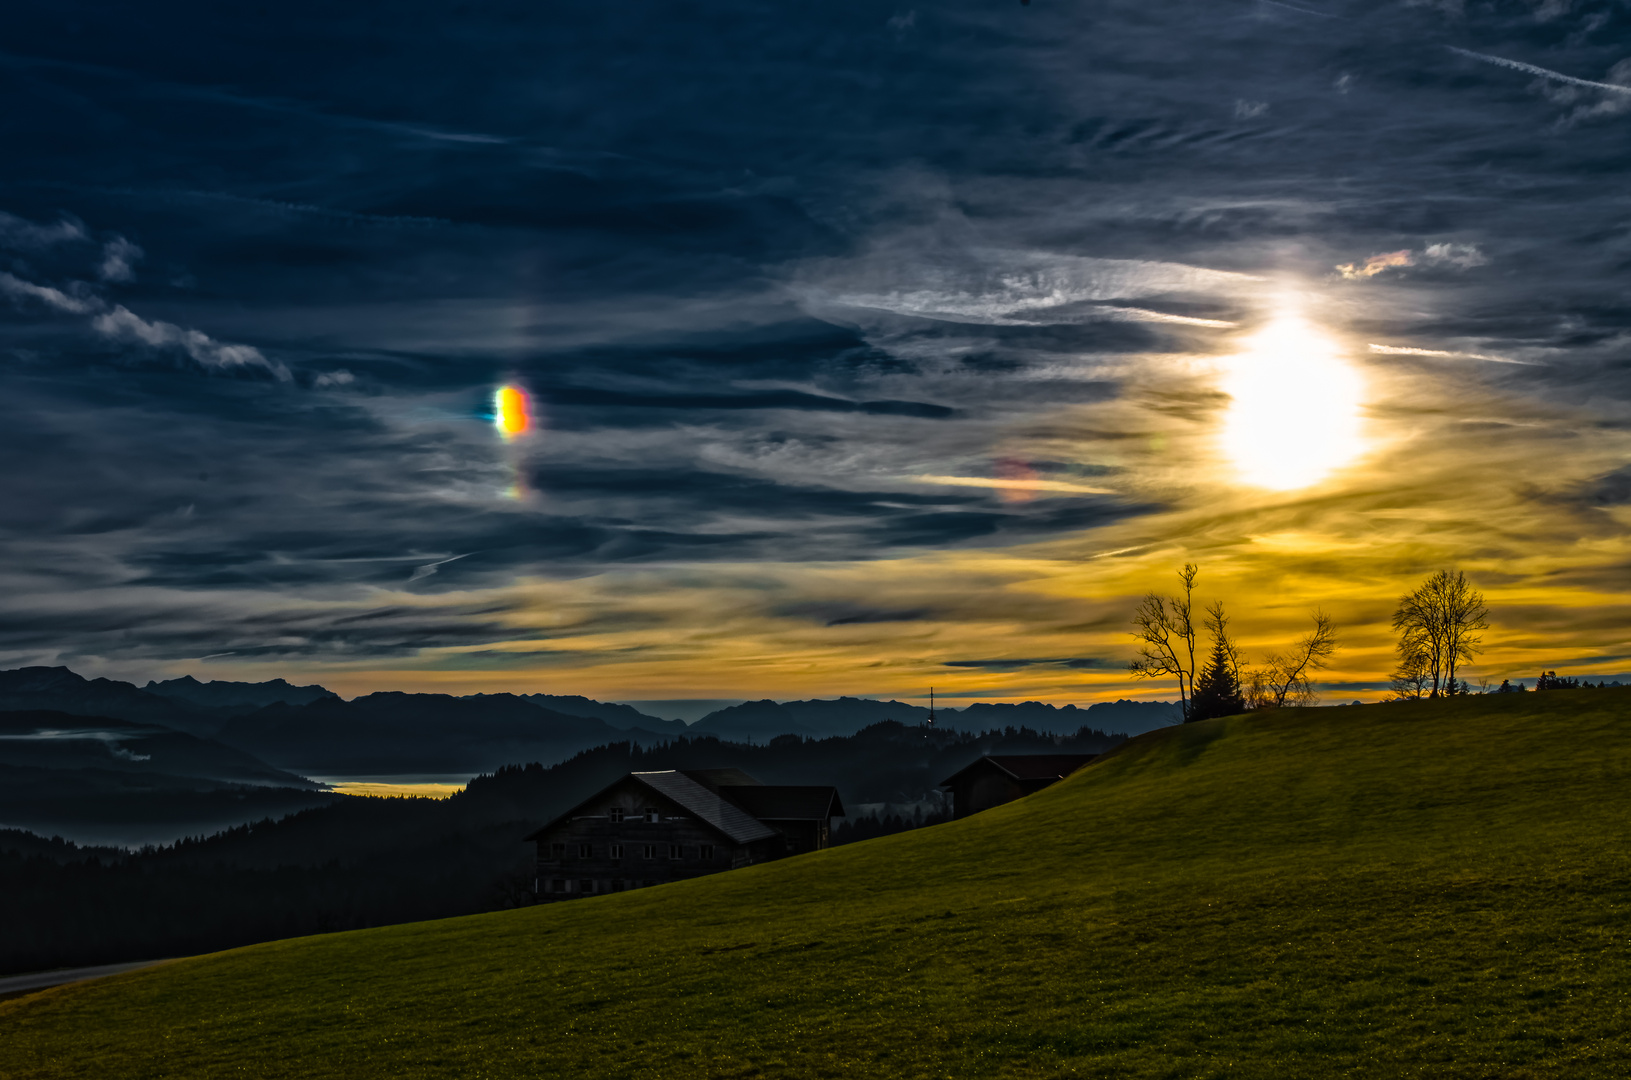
[1220,313,1365,490]
[494,384,531,439]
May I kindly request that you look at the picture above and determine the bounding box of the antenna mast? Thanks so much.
[928,686,936,727]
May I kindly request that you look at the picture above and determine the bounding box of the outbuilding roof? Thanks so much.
[719,784,845,822]
[938,753,1097,788]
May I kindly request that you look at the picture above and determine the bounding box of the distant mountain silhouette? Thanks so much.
[216,692,678,774]
[689,697,1180,741]
[511,694,687,735]
[145,675,338,712]
[0,667,213,734]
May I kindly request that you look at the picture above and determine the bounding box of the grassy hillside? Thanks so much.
[5,690,1631,1078]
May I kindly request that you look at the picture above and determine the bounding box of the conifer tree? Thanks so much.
[1188,601,1245,722]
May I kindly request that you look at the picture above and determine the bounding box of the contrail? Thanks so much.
[1368,343,1537,365]
[1258,0,1344,19]
[910,475,1116,496]
[1448,46,1631,96]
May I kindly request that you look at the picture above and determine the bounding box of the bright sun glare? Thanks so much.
[1220,313,1365,490]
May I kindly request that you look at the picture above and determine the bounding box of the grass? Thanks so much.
[5,690,1631,1078]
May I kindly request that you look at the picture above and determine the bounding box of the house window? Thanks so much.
[552,879,566,893]
[579,843,592,859]
[700,844,715,860]
[644,808,660,823]
[580,879,593,894]
[609,844,624,860]
[551,843,565,859]
[643,844,657,859]
[608,807,625,823]
[612,879,626,892]
[669,843,682,859]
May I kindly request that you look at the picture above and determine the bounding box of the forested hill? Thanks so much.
[689,697,1179,740]
[0,720,1116,976]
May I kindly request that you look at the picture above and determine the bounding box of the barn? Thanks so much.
[525,768,844,899]
[938,754,1097,818]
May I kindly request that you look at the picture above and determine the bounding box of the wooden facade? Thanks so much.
[938,754,1097,819]
[524,768,843,899]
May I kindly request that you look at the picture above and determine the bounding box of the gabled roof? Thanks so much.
[523,770,779,845]
[635,771,779,844]
[719,784,845,821]
[938,753,1097,788]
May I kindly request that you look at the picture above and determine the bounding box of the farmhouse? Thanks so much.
[525,768,844,899]
[939,754,1097,819]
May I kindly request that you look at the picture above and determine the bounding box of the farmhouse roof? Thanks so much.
[680,767,762,792]
[633,770,781,844]
[938,753,1097,788]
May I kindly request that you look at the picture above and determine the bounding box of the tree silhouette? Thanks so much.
[1245,610,1337,709]
[1189,602,1246,722]
[1128,564,1199,721]
[1391,570,1489,697]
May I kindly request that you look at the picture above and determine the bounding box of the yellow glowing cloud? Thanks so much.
[494,384,531,438]
[1335,250,1413,280]
[1220,313,1366,490]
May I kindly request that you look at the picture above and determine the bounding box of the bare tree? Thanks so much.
[1245,610,1337,709]
[1389,627,1433,700]
[1391,570,1489,696]
[1128,563,1199,721]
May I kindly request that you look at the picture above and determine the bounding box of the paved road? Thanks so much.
[0,959,168,998]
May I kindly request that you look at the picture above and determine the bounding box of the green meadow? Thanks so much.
[5,690,1631,1078]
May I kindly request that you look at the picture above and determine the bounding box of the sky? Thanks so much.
[2,0,1630,706]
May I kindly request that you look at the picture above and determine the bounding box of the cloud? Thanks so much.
[1336,243,1486,280]
[942,657,1116,671]
[96,237,143,283]
[1335,250,1413,279]
[0,271,99,315]
[0,211,85,250]
[0,212,285,380]
[91,305,290,381]
[1233,100,1269,120]
[800,247,1260,327]
[1421,242,1487,269]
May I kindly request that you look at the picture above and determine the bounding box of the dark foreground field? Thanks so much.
[4,690,1630,1078]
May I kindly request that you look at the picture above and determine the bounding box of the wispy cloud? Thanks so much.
[910,475,1117,496]
[0,272,98,315]
[803,247,1259,327]
[96,237,143,283]
[1,211,285,379]
[92,306,289,380]
[0,211,85,250]
[1336,249,1413,279]
[1337,243,1486,280]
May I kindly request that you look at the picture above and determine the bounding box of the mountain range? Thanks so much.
[0,665,1177,843]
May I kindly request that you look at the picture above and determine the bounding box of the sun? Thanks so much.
[1220,313,1365,490]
